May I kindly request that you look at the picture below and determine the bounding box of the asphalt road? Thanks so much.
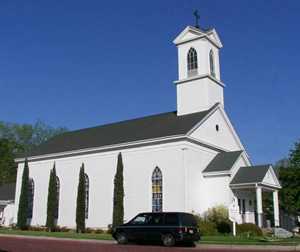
[0,236,298,252]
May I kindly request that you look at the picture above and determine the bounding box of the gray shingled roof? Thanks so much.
[230,165,271,185]
[0,183,15,201]
[22,104,218,158]
[203,151,243,173]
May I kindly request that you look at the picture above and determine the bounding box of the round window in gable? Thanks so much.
[215,124,220,132]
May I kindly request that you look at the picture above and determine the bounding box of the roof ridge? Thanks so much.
[241,164,272,169]
[62,110,178,136]
[59,105,216,136]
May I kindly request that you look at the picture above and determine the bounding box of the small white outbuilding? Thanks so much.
[0,183,15,226]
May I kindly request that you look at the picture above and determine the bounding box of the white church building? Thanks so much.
[12,24,281,229]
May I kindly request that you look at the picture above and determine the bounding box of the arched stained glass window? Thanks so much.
[187,47,198,77]
[28,178,34,219]
[84,173,89,219]
[152,167,162,212]
[209,49,216,77]
[55,176,60,219]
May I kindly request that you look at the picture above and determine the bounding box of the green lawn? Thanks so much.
[200,235,300,246]
[0,228,112,241]
[0,228,299,246]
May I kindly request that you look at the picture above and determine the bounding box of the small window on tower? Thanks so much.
[187,47,198,77]
[216,124,219,132]
[209,50,216,78]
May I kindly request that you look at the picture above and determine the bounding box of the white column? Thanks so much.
[256,186,263,228]
[273,190,280,227]
[182,147,188,212]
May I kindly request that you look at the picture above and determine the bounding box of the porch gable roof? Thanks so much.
[230,165,281,189]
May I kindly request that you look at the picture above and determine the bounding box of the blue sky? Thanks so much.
[0,0,299,164]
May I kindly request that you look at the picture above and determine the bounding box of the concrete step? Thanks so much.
[273,227,293,238]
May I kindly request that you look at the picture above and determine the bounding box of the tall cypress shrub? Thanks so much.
[76,163,86,233]
[17,159,29,230]
[112,153,124,228]
[46,164,57,231]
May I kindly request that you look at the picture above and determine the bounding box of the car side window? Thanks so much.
[164,214,178,226]
[148,214,163,225]
[131,214,148,225]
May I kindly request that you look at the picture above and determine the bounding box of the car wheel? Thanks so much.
[186,241,196,247]
[116,232,128,245]
[162,234,175,247]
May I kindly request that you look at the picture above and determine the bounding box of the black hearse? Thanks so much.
[112,212,200,246]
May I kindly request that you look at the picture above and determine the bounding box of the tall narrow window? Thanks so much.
[209,49,216,77]
[187,47,198,77]
[55,176,60,219]
[84,173,89,219]
[28,178,34,219]
[152,167,162,212]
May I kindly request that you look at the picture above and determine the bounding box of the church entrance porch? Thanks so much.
[229,165,281,228]
[231,186,280,228]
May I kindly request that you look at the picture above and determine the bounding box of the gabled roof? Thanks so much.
[0,183,15,201]
[21,104,218,159]
[203,151,243,174]
[230,165,271,185]
[173,26,223,48]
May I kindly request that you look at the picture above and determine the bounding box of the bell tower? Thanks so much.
[173,24,225,116]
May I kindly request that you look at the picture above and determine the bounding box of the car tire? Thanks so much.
[162,234,175,247]
[186,241,196,247]
[116,232,128,245]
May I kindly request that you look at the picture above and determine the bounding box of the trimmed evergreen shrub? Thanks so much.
[17,159,29,230]
[94,228,104,234]
[112,153,124,228]
[202,205,231,234]
[194,214,218,236]
[204,205,229,224]
[28,225,48,231]
[199,220,218,236]
[46,164,58,231]
[76,163,86,233]
[237,223,263,237]
[216,220,231,234]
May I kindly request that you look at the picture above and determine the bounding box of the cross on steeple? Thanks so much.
[193,10,200,28]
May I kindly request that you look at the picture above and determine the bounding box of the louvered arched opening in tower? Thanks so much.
[187,47,198,77]
[209,49,216,77]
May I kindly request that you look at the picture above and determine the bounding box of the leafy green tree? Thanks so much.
[112,153,124,228]
[0,139,17,185]
[17,159,29,230]
[289,141,300,168]
[0,120,67,154]
[46,164,58,231]
[0,120,67,185]
[76,163,86,233]
[279,140,300,214]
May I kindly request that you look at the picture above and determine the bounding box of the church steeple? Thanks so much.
[173,24,225,116]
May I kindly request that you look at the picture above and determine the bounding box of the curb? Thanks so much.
[197,244,300,251]
[0,234,299,251]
